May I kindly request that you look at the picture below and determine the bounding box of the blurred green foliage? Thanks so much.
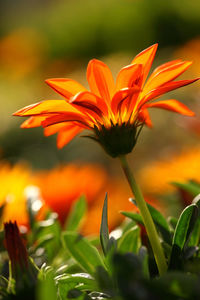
[1,0,200,59]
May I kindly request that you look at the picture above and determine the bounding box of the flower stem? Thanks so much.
[119,155,167,275]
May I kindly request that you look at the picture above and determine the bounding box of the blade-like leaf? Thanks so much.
[62,232,106,275]
[100,193,109,255]
[121,211,143,224]
[171,181,200,197]
[169,204,199,269]
[118,225,141,254]
[65,195,87,231]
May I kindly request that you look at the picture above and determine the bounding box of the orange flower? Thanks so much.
[137,146,200,196]
[35,164,108,224]
[14,44,198,157]
[0,162,34,228]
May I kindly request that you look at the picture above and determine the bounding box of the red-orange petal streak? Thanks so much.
[87,59,115,103]
[20,116,46,128]
[145,99,195,116]
[70,91,108,116]
[45,78,87,100]
[111,87,140,114]
[41,113,91,128]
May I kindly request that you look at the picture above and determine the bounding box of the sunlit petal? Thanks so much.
[87,59,115,103]
[131,44,158,85]
[141,78,199,104]
[20,116,46,128]
[138,109,153,127]
[145,99,195,116]
[57,126,83,149]
[45,78,87,99]
[70,91,108,116]
[144,61,192,93]
[44,123,73,136]
[116,64,143,91]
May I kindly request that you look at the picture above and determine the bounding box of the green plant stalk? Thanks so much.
[119,155,167,275]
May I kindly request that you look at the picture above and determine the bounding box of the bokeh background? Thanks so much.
[1,0,200,232]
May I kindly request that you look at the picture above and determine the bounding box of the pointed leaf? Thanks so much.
[100,193,109,255]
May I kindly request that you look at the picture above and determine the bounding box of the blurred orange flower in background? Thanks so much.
[137,146,200,196]
[0,161,136,234]
[14,44,198,157]
[175,38,200,78]
[0,162,34,228]
[0,28,46,80]
[35,164,134,234]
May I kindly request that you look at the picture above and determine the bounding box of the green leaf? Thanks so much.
[65,195,87,231]
[37,270,57,300]
[121,211,143,224]
[146,202,172,244]
[100,193,109,255]
[62,232,106,275]
[173,204,198,250]
[128,198,172,244]
[56,273,96,298]
[121,204,172,244]
[169,204,199,269]
[118,225,141,254]
[171,181,200,197]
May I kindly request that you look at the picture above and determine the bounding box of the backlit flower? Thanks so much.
[13,44,198,157]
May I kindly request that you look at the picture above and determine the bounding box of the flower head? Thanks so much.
[13,44,198,157]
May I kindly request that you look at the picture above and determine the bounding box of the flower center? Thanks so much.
[92,122,141,158]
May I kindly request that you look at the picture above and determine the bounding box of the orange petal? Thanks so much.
[44,123,73,136]
[148,59,182,76]
[45,78,87,100]
[41,113,91,129]
[141,78,199,104]
[138,109,153,127]
[13,100,84,117]
[144,61,192,93]
[87,59,115,103]
[111,87,140,114]
[57,126,83,149]
[145,99,195,116]
[131,44,158,85]
[70,91,108,116]
[116,64,143,91]
[20,116,46,128]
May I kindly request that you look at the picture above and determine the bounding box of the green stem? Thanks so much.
[119,155,167,275]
